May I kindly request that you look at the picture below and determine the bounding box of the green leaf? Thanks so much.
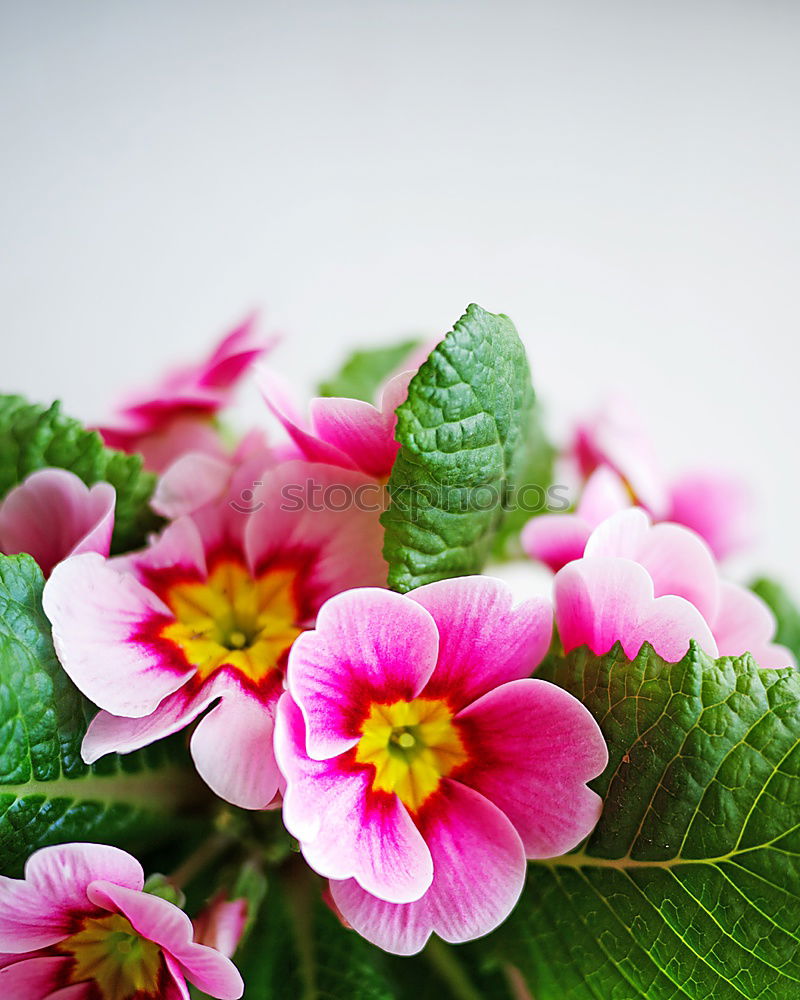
[752,578,800,664]
[318,339,420,402]
[491,403,557,559]
[0,554,203,873]
[495,641,800,1000]
[230,866,399,999]
[0,395,162,553]
[381,304,534,593]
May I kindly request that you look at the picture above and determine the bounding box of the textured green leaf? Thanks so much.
[752,578,800,664]
[318,339,420,402]
[0,394,162,553]
[0,554,203,873]
[496,641,800,1000]
[381,304,534,593]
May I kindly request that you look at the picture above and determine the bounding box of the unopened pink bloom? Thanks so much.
[0,843,243,999]
[259,369,412,481]
[98,314,277,472]
[193,894,248,959]
[275,578,608,955]
[43,460,388,809]
[554,508,794,667]
[0,469,115,577]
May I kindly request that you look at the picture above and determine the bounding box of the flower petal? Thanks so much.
[555,557,719,661]
[0,955,72,995]
[151,453,235,519]
[274,695,433,904]
[0,469,115,577]
[712,582,796,669]
[521,514,592,573]
[668,471,755,561]
[244,460,388,611]
[408,576,553,709]
[86,881,244,1000]
[115,516,207,584]
[43,553,194,718]
[190,687,282,809]
[456,679,607,857]
[330,780,526,955]
[0,843,144,951]
[81,672,235,764]
[286,588,439,759]
[585,508,720,623]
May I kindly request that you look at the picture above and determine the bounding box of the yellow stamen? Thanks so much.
[160,559,303,683]
[355,698,469,811]
[56,912,163,1000]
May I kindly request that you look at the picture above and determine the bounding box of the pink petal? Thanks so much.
[86,882,244,1000]
[712,582,796,669]
[81,671,236,763]
[243,460,388,610]
[43,553,194,718]
[115,516,207,585]
[151,453,235,519]
[0,843,144,951]
[274,695,433,904]
[162,953,192,1000]
[0,469,115,577]
[309,396,398,480]
[585,508,720,624]
[576,466,632,525]
[0,955,71,994]
[331,780,526,955]
[190,688,282,809]
[193,897,248,959]
[555,557,719,662]
[286,588,439,760]
[668,471,755,560]
[521,514,592,573]
[408,576,553,709]
[573,398,668,516]
[132,417,229,475]
[48,986,94,1000]
[259,371,358,471]
[456,679,607,857]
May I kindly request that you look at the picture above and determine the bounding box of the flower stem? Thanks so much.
[423,938,485,1000]
[169,832,232,891]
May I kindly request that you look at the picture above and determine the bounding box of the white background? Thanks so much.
[2,1,798,589]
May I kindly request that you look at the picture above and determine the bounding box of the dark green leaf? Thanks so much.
[232,865,399,999]
[382,305,534,592]
[318,339,420,402]
[0,395,162,553]
[0,554,203,873]
[495,641,800,1000]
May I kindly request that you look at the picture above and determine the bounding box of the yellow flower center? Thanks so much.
[160,558,303,684]
[56,912,163,1000]
[355,698,469,812]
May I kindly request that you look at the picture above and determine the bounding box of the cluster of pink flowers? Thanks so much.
[0,314,793,995]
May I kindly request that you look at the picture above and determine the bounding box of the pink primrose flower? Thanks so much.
[0,469,115,577]
[42,459,388,810]
[274,577,608,955]
[98,315,276,472]
[554,508,794,668]
[0,843,243,999]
